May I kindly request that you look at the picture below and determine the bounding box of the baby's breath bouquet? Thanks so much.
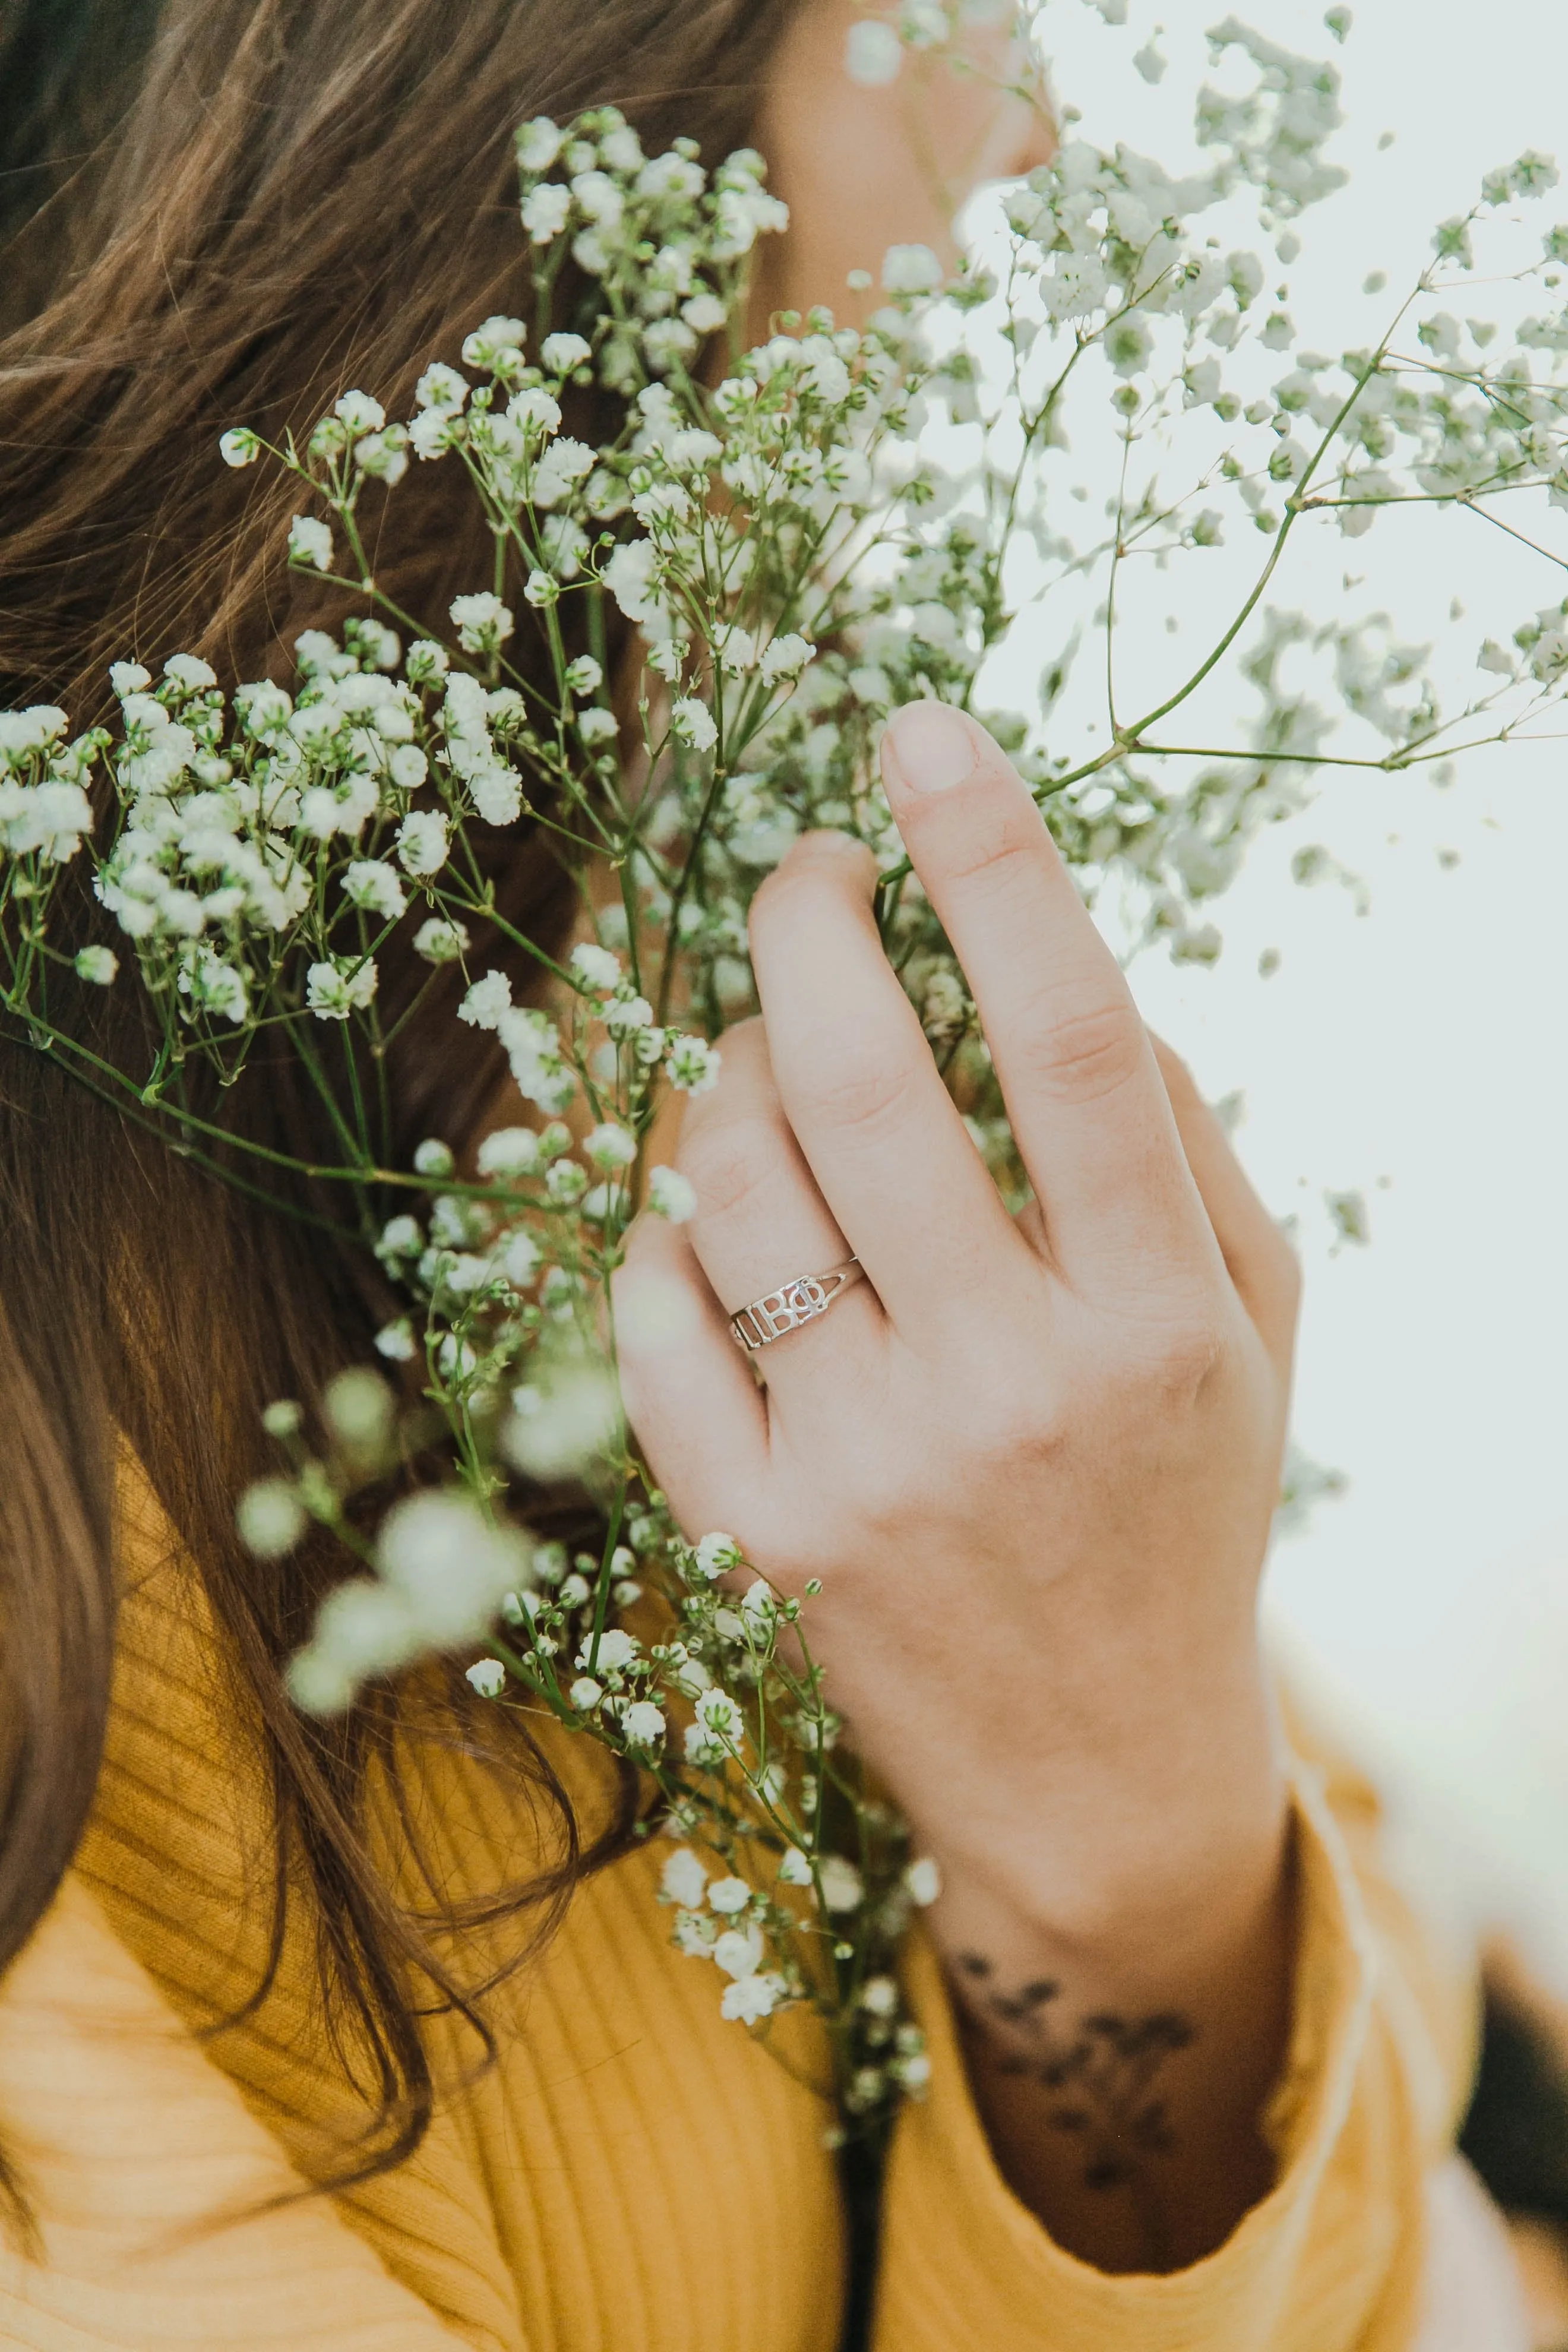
[4,0,1568,2148]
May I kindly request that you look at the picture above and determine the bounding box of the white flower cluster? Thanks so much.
[288,1490,534,1714]
[0,704,97,867]
[70,623,523,1032]
[514,108,786,390]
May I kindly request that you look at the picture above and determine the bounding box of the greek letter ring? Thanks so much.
[728,1258,865,1352]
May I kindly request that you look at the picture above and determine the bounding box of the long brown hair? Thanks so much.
[0,0,802,2212]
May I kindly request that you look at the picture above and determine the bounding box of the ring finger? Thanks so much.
[674,1016,885,1397]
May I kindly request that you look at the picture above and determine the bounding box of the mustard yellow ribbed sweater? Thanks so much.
[0,1459,1475,2351]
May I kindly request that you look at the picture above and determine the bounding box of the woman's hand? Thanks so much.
[615,700,1301,2270]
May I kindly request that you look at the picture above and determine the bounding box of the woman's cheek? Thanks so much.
[751,0,1054,327]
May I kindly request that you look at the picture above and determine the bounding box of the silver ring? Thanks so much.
[729,1258,865,1352]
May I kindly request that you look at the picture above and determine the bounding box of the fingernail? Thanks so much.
[884,700,978,795]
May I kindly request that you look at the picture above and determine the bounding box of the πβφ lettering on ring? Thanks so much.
[728,1257,865,1352]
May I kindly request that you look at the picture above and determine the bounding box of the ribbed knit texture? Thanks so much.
[0,1459,1476,2350]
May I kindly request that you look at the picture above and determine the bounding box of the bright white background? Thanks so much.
[998,0,1568,1982]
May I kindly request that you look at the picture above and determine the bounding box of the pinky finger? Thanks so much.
[1149,1035,1302,1382]
[612,1212,772,1537]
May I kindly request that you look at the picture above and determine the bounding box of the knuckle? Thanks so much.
[938,796,1044,892]
[846,1457,914,1545]
[750,834,874,934]
[979,1397,1070,1477]
[901,1301,1237,1489]
[1058,1286,1235,1427]
[848,1431,959,1550]
[949,1346,1068,1471]
[1021,987,1145,1107]
[1155,1317,1229,1400]
[677,1106,783,1225]
[1124,1308,1231,1413]
[804,1046,919,1144]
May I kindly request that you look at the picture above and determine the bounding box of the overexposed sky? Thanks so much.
[988,0,1568,1978]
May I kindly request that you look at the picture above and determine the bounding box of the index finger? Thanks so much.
[880,701,1219,1294]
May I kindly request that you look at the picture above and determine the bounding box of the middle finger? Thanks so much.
[745,830,1032,1350]
[878,700,1221,1298]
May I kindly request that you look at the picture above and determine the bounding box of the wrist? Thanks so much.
[902,1668,1289,1964]
[921,1771,1299,2275]
[924,1768,1291,1978]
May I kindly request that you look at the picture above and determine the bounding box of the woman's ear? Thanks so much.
[750,0,1055,331]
